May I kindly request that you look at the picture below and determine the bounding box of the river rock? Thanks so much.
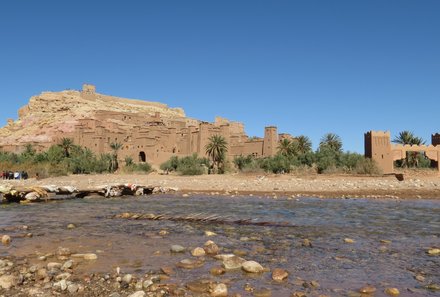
[253,288,272,297]
[47,262,62,270]
[302,239,312,247]
[385,287,400,296]
[35,268,48,280]
[57,247,71,257]
[210,283,228,297]
[186,280,211,293]
[204,240,219,255]
[0,274,15,289]
[143,279,153,289]
[177,258,204,269]
[170,245,186,253]
[128,291,145,297]
[67,223,76,229]
[55,279,68,291]
[359,285,376,294]
[191,247,206,257]
[205,230,217,237]
[67,284,79,293]
[1,235,11,245]
[62,260,73,270]
[427,248,440,255]
[122,274,133,284]
[161,266,174,275]
[210,266,226,276]
[222,255,246,270]
[242,261,264,273]
[272,268,288,281]
[83,253,98,260]
[344,238,355,244]
[55,272,71,280]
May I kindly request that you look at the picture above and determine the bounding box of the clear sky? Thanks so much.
[1,1,439,153]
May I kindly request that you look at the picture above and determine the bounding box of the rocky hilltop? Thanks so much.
[0,85,186,146]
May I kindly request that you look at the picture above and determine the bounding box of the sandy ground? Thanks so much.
[3,170,440,199]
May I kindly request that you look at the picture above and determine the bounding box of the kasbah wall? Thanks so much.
[365,131,440,174]
[1,84,290,166]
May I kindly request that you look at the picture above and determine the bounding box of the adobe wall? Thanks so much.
[365,130,440,173]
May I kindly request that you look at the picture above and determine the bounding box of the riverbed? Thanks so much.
[1,195,439,296]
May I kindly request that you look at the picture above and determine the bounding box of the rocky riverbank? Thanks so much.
[2,171,440,200]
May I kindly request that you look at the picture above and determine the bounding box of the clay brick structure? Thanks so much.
[365,131,440,174]
[0,84,292,166]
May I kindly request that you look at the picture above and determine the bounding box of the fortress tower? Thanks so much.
[81,84,97,100]
[364,131,393,173]
[263,126,278,157]
[432,133,440,146]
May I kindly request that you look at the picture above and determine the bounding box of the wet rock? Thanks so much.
[205,230,217,237]
[425,284,440,291]
[344,238,355,244]
[210,267,226,276]
[55,279,68,291]
[109,293,121,297]
[242,261,264,273]
[380,239,392,244]
[186,280,211,293]
[171,244,186,253]
[55,272,71,281]
[222,255,246,270]
[415,274,425,282]
[83,253,98,260]
[291,292,307,297]
[158,230,169,236]
[253,288,272,297]
[161,266,174,275]
[427,248,440,255]
[128,291,146,297]
[36,268,48,280]
[359,285,376,294]
[302,239,312,247]
[272,268,288,281]
[204,240,220,255]
[122,274,133,284]
[62,260,73,270]
[210,283,228,297]
[67,283,79,293]
[191,247,206,257]
[177,258,204,269]
[143,279,153,289]
[385,287,400,296]
[57,247,71,257]
[47,262,62,270]
[67,223,76,229]
[1,235,11,245]
[0,274,15,289]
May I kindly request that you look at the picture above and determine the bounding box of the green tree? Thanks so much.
[109,142,123,172]
[205,135,228,173]
[392,131,426,167]
[295,135,312,154]
[319,133,343,152]
[59,138,74,158]
[277,139,296,157]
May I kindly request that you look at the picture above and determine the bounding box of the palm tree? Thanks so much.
[392,131,425,167]
[277,139,294,157]
[295,135,312,154]
[205,135,228,173]
[59,138,74,158]
[319,133,342,152]
[109,142,123,172]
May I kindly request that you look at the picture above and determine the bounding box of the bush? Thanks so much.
[355,158,382,175]
[260,154,293,174]
[124,162,152,173]
[160,154,208,175]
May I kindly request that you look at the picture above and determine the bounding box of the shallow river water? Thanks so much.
[1,195,439,296]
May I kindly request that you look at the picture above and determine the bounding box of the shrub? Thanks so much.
[124,162,152,173]
[160,154,208,175]
[355,158,382,175]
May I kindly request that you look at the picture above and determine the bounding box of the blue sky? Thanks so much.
[1,1,439,153]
